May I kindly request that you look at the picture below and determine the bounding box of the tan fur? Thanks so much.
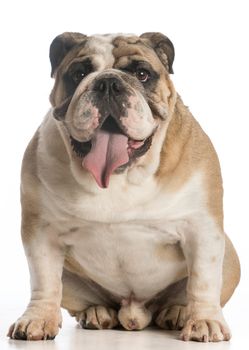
[221,235,241,306]
[157,96,224,227]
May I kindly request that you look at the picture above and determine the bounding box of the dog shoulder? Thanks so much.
[157,96,223,227]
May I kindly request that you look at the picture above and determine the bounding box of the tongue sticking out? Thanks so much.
[82,129,129,188]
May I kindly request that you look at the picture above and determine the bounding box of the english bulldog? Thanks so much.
[8,32,240,342]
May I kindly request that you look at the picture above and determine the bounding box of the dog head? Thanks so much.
[49,32,176,188]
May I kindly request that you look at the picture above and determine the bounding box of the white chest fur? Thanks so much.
[62,221,187,300]
[43,172,205,300]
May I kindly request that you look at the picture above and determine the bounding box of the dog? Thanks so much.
[8,32,240,342]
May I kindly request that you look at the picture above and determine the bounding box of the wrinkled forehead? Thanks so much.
[60,34,163,73]
[82,34,116,68]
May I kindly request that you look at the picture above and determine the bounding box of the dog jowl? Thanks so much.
[8,32,240,342]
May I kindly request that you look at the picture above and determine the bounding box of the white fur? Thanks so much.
[39,151,211,301]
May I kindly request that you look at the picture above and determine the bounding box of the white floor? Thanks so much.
[1,289,248,350]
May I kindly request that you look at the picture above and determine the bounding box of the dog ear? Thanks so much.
[140,32,174,74]
[49,32,87,77]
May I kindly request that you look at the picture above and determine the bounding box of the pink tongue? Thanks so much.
[82,129,129,188]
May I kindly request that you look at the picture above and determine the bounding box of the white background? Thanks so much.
[0,0,248,349]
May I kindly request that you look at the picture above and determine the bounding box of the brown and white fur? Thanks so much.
[8,32,240,342]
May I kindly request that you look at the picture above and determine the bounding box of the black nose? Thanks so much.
[94,77,123,96]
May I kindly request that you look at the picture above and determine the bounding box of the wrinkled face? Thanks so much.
[50,33,175,188]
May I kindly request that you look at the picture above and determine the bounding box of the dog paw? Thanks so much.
[180,319,231,342]
[8,306,62,341]
[8,317,61,341]
[156,305,186,330]
[78,305,119,330]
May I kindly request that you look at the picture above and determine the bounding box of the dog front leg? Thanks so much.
[8,222,65,341]
[180,217,231,342]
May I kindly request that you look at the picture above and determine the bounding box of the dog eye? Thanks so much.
[71,70,86,85]
[135,69,150,83]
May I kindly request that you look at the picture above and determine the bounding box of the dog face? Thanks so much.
[49,32,176,188]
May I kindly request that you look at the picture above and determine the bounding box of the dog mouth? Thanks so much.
[70,115,153,188]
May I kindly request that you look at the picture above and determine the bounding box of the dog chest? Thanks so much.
[42,171,204,299]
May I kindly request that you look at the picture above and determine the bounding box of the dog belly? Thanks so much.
[63,222,188,301]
